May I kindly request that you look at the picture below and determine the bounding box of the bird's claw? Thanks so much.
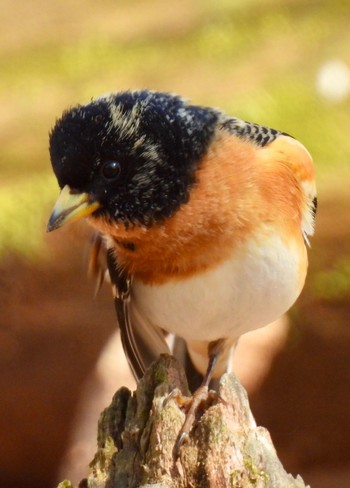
[174,431,189,455]
[173,384,218,459]
[163,388,191,408]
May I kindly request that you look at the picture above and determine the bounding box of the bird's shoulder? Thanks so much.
[219,115,317,243]
[219,115,284,147]
[218,114,315,188]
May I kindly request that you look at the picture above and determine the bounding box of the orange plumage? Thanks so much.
[87,131,314,288]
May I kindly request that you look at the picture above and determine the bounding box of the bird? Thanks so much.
[47,89,316,411]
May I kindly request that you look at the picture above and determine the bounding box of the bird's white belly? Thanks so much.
[131,234,306,342]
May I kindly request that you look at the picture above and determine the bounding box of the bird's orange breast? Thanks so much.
[89,131,307,285]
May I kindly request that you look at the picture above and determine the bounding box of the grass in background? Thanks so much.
[0,0,349,258]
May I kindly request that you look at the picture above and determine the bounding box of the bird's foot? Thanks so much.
[169,385,218,458]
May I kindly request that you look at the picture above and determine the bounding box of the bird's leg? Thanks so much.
[174,339,223,455]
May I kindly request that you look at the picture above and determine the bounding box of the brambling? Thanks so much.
[47,90,316,399]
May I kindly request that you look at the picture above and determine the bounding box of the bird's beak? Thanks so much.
[47,184,101,232]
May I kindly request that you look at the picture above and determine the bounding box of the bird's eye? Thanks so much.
[101,161,121,180]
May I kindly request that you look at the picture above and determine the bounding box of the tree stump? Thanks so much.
[58,354,309,488]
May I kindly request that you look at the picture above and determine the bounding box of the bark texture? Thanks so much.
[58,354,309,488]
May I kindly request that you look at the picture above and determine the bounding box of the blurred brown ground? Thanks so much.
[0,189,349,488]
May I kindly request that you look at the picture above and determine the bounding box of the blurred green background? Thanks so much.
[1,1,350,488]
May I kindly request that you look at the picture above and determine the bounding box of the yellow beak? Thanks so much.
[47,185,101,232]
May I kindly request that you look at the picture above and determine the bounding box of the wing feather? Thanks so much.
[106,248,170,381]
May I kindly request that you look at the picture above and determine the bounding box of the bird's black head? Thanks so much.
[48,90,220,229]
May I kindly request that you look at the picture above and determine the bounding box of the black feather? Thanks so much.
[49,90,220,227]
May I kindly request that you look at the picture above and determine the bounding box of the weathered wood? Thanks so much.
[58,354,309,488]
